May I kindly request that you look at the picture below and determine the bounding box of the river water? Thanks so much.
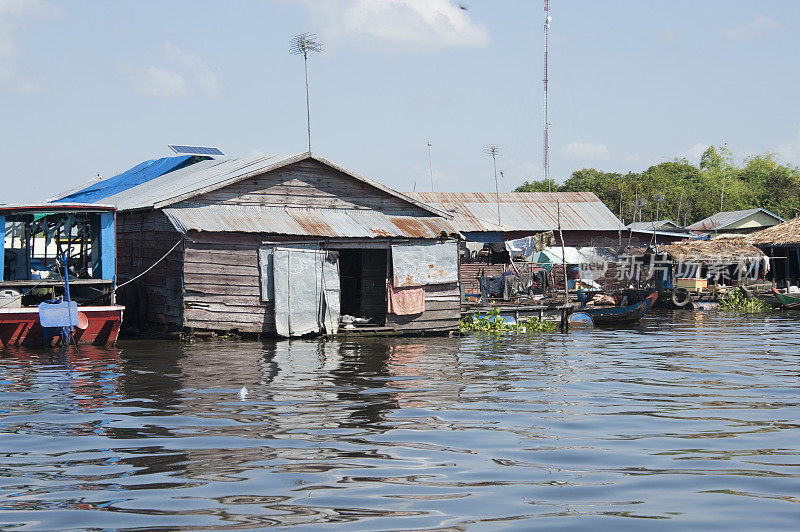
[1,311,799,530]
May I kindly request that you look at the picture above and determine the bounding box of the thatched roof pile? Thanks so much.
[662,236,766,262]
[748,216,800,246]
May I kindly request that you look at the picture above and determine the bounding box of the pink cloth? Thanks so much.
[387,281,425,315]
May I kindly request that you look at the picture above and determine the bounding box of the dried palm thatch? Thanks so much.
[747,216,800,246]
[662,236,765,262]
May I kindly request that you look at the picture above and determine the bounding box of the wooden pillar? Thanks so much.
[23,221,31,280]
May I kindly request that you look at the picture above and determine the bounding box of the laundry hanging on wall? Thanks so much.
[386,280,425,315]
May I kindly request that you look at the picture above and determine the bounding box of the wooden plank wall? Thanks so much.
[117,210,184,327]
[385,282,461,333]
[187,159,431,215]
[182,232,275,334]
[182,232,459,335]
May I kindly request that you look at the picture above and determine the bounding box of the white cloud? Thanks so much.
[726,15,783,42]
[681,142,709,163]
[295,0,490,48]
[120,43,220,99]
[119,64,189,98]
[505,159,542,183]
[0,0,58,94]
[621,153,645,166]
[560,142,609,162]
[165,42,220,98]
[776,124,800,164]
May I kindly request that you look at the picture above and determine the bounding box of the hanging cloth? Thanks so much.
[387,280,425,315]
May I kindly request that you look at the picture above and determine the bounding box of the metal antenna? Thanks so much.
[290,33,323,152]
[720,141,728,211]
[543,0,551,183]
[484,144,502,226]
[427,140,434,192]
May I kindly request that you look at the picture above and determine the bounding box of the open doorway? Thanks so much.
[335,249,388,325]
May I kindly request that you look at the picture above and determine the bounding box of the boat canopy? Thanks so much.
[1,205,116,283]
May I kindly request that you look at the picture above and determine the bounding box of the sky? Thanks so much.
[2,0,800,203]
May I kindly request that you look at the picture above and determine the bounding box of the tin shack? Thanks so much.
[407,191,640,294]
[52,152,461,337]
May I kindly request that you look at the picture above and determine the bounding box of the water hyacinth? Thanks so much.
[460,307,557,333]
[718,290,770,313]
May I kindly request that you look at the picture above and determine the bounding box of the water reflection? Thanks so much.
[1,312,800,529]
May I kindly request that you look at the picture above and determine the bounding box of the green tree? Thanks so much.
[511,148,800,227]
[515,178,558,192]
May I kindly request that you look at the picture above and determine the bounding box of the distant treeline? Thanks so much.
[515,146,800,226]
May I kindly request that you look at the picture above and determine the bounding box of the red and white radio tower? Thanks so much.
[543,0,551,186]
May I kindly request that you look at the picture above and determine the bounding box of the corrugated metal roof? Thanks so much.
[78,152,449,218]
[163,204,459,239]
[99,155,290,211]
[687,208,784,231]
[407,192,624,232]
[627,219,686,232]
[54,155,196,204]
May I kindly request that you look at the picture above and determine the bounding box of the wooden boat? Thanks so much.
[0,204,124,347]
[579,291,658,325]
[771,287,800,310]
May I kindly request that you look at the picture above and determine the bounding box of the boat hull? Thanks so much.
[580,292,658,325]
[0,306,124,347]
[771,287,800,309]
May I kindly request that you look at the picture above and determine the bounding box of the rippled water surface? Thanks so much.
[2,312,800,530]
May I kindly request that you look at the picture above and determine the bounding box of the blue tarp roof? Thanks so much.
[56,155,197,204]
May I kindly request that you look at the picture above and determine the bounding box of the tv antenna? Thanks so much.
[543,0,551,183]
[484,144,502,226]
[427,140,435,192]
[290,33,323,152]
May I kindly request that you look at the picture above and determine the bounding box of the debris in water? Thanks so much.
[237,386,248,400]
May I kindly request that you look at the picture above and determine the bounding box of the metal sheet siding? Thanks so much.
[392,241,459,286]
[162,204,457,239]
[407,192,624,232]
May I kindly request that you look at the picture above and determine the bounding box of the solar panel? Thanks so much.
[168,145,225,157]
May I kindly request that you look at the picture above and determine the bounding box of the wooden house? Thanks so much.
[52,152,462,337]
[406,191,687,294]
[688,208,785,235]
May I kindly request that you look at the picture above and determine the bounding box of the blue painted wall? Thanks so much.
[99,212,116,280]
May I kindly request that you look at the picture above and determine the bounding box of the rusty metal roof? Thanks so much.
[407,192,624,232]
[163,203,459,239]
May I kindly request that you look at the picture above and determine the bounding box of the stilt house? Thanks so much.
[52,152,462,337]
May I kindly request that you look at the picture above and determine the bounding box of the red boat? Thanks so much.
[0,305,123,347]
[1,204,123,347]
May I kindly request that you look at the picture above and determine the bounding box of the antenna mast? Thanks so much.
[484,144,502,226]
[290,33,323,152]
[427,140,434,192]
[543,0,551,183]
